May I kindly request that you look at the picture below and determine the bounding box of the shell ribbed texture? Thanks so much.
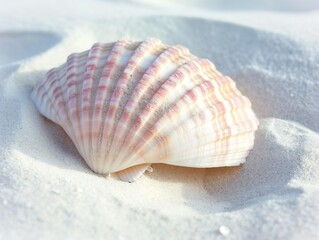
[31,38,259,182]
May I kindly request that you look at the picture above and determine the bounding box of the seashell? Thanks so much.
[31,38,259,182]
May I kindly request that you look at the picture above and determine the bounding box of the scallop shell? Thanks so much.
[31,38,259,182]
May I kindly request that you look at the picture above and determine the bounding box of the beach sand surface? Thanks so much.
[0,0,319,239]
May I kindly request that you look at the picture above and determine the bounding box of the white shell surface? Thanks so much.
[31,38,259,182]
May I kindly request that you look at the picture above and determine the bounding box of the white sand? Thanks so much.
[1,0,319,239]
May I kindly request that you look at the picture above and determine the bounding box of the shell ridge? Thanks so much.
[31,69,61,125]
[173,137,254,167]
[145,110,258,166]
[103,39,162,163]
[92,39,130,172]
[92,38,136,172]
[109,45,192,168]
[83,45,105,168]
[35,65,69,125]
[51,63,76,127]
[51,65,73,131]
[114,59,205,167]
[65,53,83,135]
[156,95,250,142]
[44,60,85,157]
[123,80,247,167]
[72,51,93,160]
[111,46,199,171]
[152,128,255,165]
[105,38,167,165]
[88,43,115,169]
[112,51,200,169]
[80,43,112,169]
[136,118,256,167]
[117,59,219,168]
[83,42,119,171]
[59,52,90,129]
[160,150,250,168]
[128,88,256,166]
[99,39,144,172]
[64,50,99,159]
[119,64,252,168]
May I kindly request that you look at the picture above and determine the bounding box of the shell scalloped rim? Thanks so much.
[31,37,259,182]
